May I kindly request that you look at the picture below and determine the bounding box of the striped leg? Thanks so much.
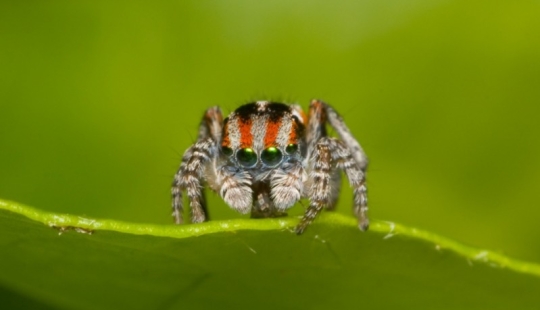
[325,169,342,211]
[171,107,222,224]
[305,100,328,160]
[296,139,333,234]
[171,137,216,223]
[315,99,368,170]
[328,139,369,231]
[300,100,369,233]
[319,100,369,230]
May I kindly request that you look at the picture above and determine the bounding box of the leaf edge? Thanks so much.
[1,198,539,278]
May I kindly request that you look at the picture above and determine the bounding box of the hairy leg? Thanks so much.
[312,99,368,170]
[296,139,333,234]
[172,137,216,223]
[327,139,369,231]
[171,107,223,224]
[306,99,369,230]
[325,169,342,211]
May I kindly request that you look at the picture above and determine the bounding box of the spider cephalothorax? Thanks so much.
[171,100,368,234]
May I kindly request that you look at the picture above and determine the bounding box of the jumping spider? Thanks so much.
[171,100,368,234]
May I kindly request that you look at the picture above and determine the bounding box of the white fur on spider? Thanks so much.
[171,99,369,234]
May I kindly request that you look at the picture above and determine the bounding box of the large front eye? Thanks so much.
[261,147,283,167]
[236,148,257,167]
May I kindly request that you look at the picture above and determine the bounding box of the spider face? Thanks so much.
[220,102,305,178]
[172,100,369,234]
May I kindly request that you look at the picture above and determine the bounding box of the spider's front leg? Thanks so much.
[171,137,216,224]
[317,99,369,231]
[297,99,369,234]
[329,139,369,231]
[171,107,223,224]
[296,140,333,234]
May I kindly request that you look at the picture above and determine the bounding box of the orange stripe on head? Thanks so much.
[238,117,253,148]
[264,117,281,148]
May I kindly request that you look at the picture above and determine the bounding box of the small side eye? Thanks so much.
[221,146,233,156]
[236,148,257,167]
[261,147,283,167]
[285,143,298,154]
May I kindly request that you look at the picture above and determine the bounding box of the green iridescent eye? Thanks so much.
[236,148,257,167]
[285,143,298,154]
[261,147,283,166]
[221,146,233,156]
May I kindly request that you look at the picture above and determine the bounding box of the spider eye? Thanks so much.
[261,147,283,167]
[221,146,233,156]
[236,148,257,167]
[285,143,298,154]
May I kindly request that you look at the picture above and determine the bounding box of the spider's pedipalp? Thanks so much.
[270,160,305,211]
[217,167,253,214]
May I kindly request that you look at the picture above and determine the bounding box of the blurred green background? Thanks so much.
[1,0,539,262]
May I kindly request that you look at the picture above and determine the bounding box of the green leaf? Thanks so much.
[1,199,539,310]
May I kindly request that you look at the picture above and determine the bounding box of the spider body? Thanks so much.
[172,100,368,234]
